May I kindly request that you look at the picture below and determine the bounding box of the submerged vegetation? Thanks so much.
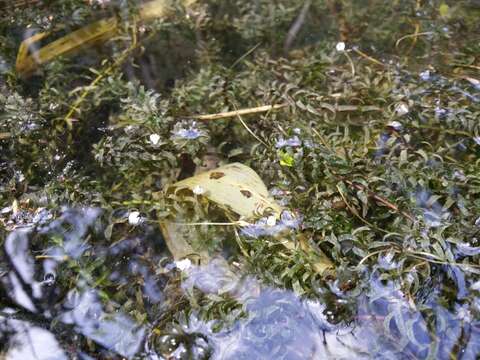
[1,0,480,358]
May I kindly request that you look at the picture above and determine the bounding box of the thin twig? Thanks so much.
[230,42,261,69]
[193,102,380,121]
[0,132,11,139]
[449,63,480,71]
[407,253,480,269]
[233,103,269,147]
[172,221,249,226]
[395,31,434,49]
[193,103,287,121]
[234,227,250,258]
[404,22,421,55]
[357,248,393,267]
[352,47,384,67]
[35,255,69,260]
[336,184,388,233]
[344,179,415,222]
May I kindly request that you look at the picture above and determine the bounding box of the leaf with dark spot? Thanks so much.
[240,190,252,198]
[209,172,225,179]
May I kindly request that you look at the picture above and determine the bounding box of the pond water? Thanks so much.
[1,0,480,359]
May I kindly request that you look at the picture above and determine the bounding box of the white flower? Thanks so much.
[419,70,430,81]
[266,215,276,227]
[473,136,480,146]
[336,42,346,52]
[395,102,409,116]
[192,185,205,195]
[128,211,142,225]
[387,121,403,132]
[149,133,161,145]
[175,258,192,271]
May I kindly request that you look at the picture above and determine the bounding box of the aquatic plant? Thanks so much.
[1,0,480,358]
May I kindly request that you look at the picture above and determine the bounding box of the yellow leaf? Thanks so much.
[162,163,333,275]
[171,163,282,219]
[439,3,450,18]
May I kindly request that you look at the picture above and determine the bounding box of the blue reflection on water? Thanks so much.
[2,208,480,359]
[160,260,480,359]
[1,208,146,359]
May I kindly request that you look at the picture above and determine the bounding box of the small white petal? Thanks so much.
[395,102,409,116]
[266,215,276,227]
[149,133,161,145]
[419,70,430,81]
[128,211,142,225]
[387,121,403,131]
[192,185,205,195]
[175,258,192,271]
[336,42,346,52]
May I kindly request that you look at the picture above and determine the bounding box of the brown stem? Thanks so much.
[342,179,415,222]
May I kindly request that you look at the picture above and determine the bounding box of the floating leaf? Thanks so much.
[163,163,333,274]
[171,163,282,218]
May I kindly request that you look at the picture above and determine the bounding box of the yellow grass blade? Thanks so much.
[16,18,118,76]
[16,0,196,77]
